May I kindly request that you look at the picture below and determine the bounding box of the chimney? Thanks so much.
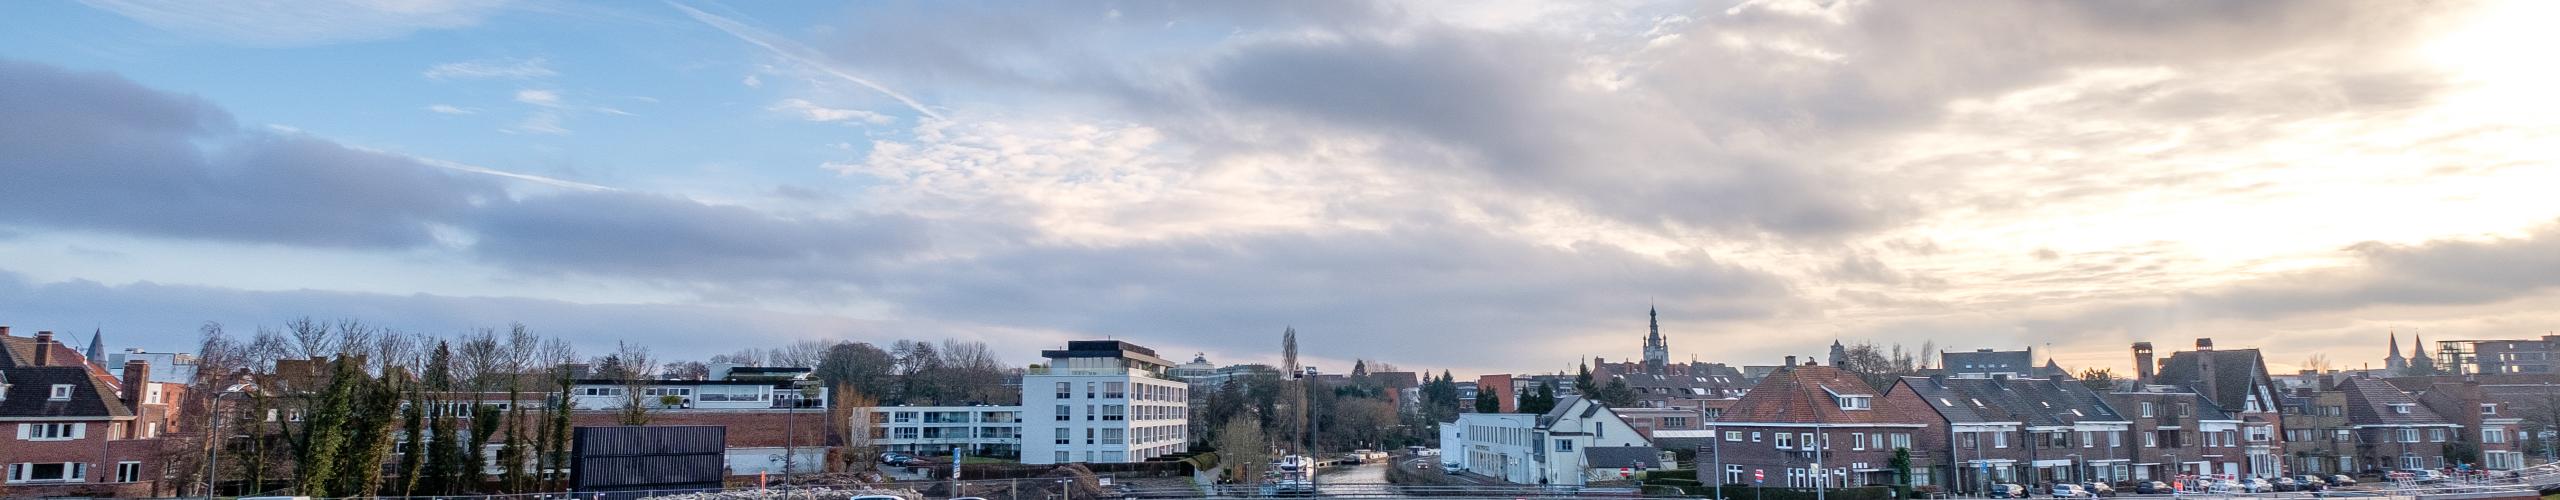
[0,325,11,336]
[2195,338,2214,351]
[2132,342,2156,383]
[33,330,54,366]
[1783,355,1797,370]
[2319,372,2338,391]
[2198,341,2219,403]
[122,359,150,415]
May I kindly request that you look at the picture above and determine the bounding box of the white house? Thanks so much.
[1443,396,1652,486]
[1021,340,1191,465]
[870,405,1025,458]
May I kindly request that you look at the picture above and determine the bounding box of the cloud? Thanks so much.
[425,104,478,115]
[0,59,502,249]
[668,1,946,121]
[424,57,557,80]
[514,89,563,107]
[467,190,929,287]
[770,98,892,125]
[79,0,514,46]
[505,110,569,135]
[0,270,922,361]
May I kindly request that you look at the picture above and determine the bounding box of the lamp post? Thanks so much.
[200,388,243,496]
[1712,425,1723,500]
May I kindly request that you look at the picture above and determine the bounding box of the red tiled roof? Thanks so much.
[1719,364,1921,424]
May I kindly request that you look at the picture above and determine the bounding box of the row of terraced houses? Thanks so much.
[1659,338,2550,495]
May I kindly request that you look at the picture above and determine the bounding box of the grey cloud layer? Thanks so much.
[0,59,921,285]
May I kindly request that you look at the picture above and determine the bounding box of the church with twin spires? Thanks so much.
[1589,306,1751,406]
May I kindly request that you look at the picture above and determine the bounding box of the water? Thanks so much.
[1317,462,1391,496]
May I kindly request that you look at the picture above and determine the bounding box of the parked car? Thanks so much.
[1988,483,2028,498]
[2329,475,2357,486]
[2049,483,2084,498]
[2133,481,2171,494]
[2273,477,2300,492]
[1441,462,1462,474]
[2402,469,2449,483]
[2080,482,2114,497]
[2239,477,2272,493]
[2294,475,2328,490]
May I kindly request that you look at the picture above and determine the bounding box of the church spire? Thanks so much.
[2385,329,2407,372]
[85,329,105,362]
[1642,305,1669,375]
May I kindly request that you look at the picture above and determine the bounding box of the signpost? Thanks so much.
[1754,469,1765,500]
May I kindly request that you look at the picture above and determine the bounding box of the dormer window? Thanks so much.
[1838,395,1872,410]
[2390,403,2413,414]
[2482,404,2497,415]
[49,384,73,400]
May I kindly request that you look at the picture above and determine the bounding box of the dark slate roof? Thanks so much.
[2336,377,2452,426]
[1942,349,2035,376]
[1903,376,2126,426]
[0,366,133,419]
[2156,348,2271,412]
[1585,446,1665,469]
[1538,396,1589,428]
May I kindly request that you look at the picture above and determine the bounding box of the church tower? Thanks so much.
[1828,340,1849,368]
[1642,306,1669,375]
[2411,334,2437,374]
[2384,330,2407,372]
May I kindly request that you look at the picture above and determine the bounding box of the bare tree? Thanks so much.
[709,348,766,366]
[2302,354,2335,374]
[287,317,335,360]
[832,384,879,473]
[248,327,292,370]
[1216,414,1269,483]
[661,361,711,380]
[770,340,838,368]
[605,341,657,425]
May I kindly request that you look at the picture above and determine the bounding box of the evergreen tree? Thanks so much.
[292,358,362,496]
[1598,378,1640,407]
[1476,392,1501,413]
[546,369,575,491]
[465,404,503,491]
[338,369,405,496]
[396,388,427,496]
[1575,364,1597,396]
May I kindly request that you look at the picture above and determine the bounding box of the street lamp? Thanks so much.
[200,387,246,496]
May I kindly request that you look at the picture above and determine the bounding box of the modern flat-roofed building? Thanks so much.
[1021,340,1190,464]
[870,405,1024,458]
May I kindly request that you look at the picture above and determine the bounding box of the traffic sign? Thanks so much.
[1754,469,1765,482]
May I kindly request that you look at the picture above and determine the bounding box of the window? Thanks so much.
[1056,382,1072,399]
[1102,405,1126,421]
[1961,432,1978,449]
[2335,429,2353,443]
[1775,432,1795,449]
[1557,439,1575,452]
[2429,428,2447,442]
[1725,431,1743,442]
[146,386,163,404]
[1087,428,1096,444]
[1104,382,1126,399]
[2483,403,2499,415]
[1726,465,1744,484]
[2047,431,2067,448]
[49,385,73,400]
[2140,402,2154,417]
[1851,432,1867,450]
[2108,430,2122,447]
[2486,428,2508,444]
[1993,431,2008,448]
[2080,431,2094,448]
[1892,433,1911,450]
[1869,433,1885,450]
[2391,403,2413,414]
[5,462,85,484]
[1751,431,1762,442]
[115,462,140,483]
[2401,429,2421,443]
[17,423,83,441]
[1055,427,1070,445]
[1837,395,1871,410]
[1087,405,1096,421]
[1086,382,1097,398]
[1057,405,1072,421]
[2402,455,2423,469]
[1101,428,1124,445]
[2143,432,2157,447]
[1056,451,1071,463]
[1804,433,1818,449]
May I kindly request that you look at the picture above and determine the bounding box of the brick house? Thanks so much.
[2391,375,2558,471]
[2279,384,2357,477]
[1902,374,2134,494]
[2,328,183,497]
[2335,376,2458,474]
[2151,338,2285,478]
[2103,387,2240,483]
[1702,357,1942,490]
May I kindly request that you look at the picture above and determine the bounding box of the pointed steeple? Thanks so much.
[1642,306,1669,375]
[2412,333,2437,373]
[85,329,106,362]
[2384,330,2406,371]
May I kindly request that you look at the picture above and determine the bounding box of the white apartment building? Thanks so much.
[1443,396,1651,486]
[873,405,1025,457]
[1021,341,1191,465]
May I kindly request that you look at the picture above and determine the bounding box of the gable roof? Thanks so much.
[2336,377,2453,426]
[0,365,134,419]
[1720,364,1915,424]
[1942,349,2036,376]
[2156,348,2274,412]
[1902,376,2125,426]
[1585,446,1664,469]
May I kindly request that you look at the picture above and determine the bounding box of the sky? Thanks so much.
[3,0,2559,377]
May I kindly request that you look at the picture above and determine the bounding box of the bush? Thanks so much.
[1644,469,1698,481]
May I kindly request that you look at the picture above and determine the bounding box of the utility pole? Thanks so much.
[1713,426,1723,500]
[1814,425,1826,500]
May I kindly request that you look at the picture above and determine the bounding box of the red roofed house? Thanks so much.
[1703,356,1945,490]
